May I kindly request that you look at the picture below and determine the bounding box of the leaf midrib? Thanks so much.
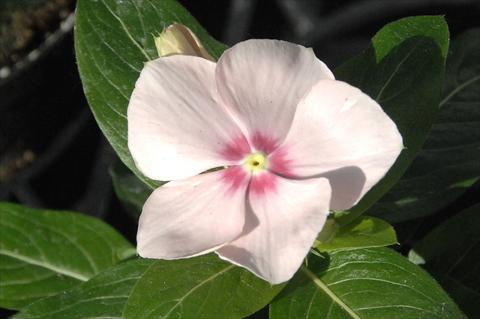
[161,265,235,318]
[0,249,89,282]
[440,74,480,107]
[375,40,421,101]
[301,266,361,319]
[125,263,236,319]
[99,0,152,61]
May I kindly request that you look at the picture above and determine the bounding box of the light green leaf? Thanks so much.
[75,0,226,188]
[14,259,154,319]
[110,161,153,218]
[0,202,135,310]
[123,254,283,319]
[15,254,282,318]
[411,204,480,318]
[270,248,465,319]
[370,28,480,223]
[315,216,397,252]
[335,16,449,224]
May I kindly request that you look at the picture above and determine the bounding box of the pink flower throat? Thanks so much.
[220,132,293,195]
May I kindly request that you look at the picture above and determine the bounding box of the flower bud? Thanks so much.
[154,23,214,61]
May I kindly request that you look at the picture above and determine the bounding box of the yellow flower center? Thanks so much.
[244,152,268,173]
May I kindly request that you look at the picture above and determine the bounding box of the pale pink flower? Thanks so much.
[128,40,403,284]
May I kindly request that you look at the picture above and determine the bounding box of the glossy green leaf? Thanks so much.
[270,248,465,319]
[370,28,480,222]
[411,204,480,318]
[315,217,397,252]
[14,259,154,319]
[110,161,153,218]
[0,202,135,310]
[75,0,226,188]
[123,254,283,319]
[16,254,282,318]
[335,16,449,224]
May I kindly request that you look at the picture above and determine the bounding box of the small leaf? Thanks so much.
[411,204,480,318]
[270,248,465,319]
[0,202,135,310]
[14,259,154,319]
[370,28,480,222]
[123,254,283,319]
[315,216,397,252]
[110,161,153,218]
[75,0,226,188]
[335,16,449,223]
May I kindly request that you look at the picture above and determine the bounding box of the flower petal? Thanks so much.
[216,174,331,284]
[270,80,403,210]
[137,169,249,259]
[216,40,334,147]
[128,55,247,181]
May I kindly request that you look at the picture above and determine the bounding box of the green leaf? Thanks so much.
[270,248,465,319]
[75,0,226,188]
[315,216,397,252]
[370,28,480,223]
[410,204,480,318]
[14,259,154,319]
[16,254,282,318]
[123,254,283,319]
[334,16,449,224]
[110,161,153,218]
[0,202,135,310]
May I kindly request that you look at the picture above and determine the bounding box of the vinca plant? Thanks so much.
[1,0,479,318]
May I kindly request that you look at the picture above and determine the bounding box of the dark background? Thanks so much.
[0,0,479,317]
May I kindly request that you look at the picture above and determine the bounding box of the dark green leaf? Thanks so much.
[370,28,480,222]
[110,161,153,218]
[270,248,465,319]
[15,254,282,318]
[75,0,226,188]
[411,204,480,318]
[123,254,283,319]
[315,216,397,252]
[335,16,449,224]
[0,202,135,310]
[14,259,154,319]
